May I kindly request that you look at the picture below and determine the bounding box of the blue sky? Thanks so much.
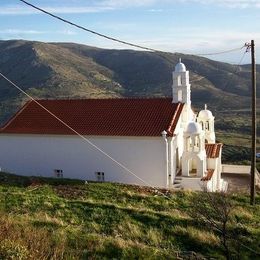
[0,0,259,64]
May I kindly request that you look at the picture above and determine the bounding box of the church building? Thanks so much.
[0,60,227,192]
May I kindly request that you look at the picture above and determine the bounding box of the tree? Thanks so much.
[189,191,238,259]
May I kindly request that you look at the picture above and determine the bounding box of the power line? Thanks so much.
[218,50,248,92]
[19,0,246,58]
[194,45,246,56]
[19,0,160,53]
[205,49,248,112]
[0,70,170,199]
[185,46,246,83]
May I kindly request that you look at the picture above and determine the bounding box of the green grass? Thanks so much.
[214,111,260,170]
[0,172,259,259]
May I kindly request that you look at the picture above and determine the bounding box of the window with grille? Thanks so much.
[95,172,104,182]
[54,169,63,178]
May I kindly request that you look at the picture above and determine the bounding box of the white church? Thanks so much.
[0,59,228,192]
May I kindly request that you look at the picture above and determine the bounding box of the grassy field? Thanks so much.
[0,172,259,259]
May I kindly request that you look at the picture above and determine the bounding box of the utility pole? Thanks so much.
[247,40,256,205]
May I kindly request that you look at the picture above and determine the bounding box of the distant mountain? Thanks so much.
[0,39,259,124]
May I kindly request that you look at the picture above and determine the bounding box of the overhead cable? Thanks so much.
[205,49,248,110]
[19,0,246,58]
[194,45,246,56]
[19,0,161,53]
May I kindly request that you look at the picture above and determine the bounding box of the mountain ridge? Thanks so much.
[0,39,259,124]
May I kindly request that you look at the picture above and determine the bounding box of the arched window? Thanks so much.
[178,90,182,102]
[178,75,182,86]
[195,136,199,147]
[205,121,209,130]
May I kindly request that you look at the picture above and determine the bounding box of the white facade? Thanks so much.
[0,134,173,188]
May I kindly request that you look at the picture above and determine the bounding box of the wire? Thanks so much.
[19,0,161,53]
[219,50,248,92]
[204,49,248,112]
[194,45,246,56]
[0,70,170,199]
[19,0,246,58]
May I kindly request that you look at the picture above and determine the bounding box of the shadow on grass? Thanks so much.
[0,171,85,188]
[68,199,195,233]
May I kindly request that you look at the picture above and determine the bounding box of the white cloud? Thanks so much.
[147,9,164,12]
[0,1,161,16]
[98,0,255,9]
[0,29,77,35]
[57,29,77,35]
[0,4,114,15]
[43,6,114,14]
[0,29,45,34]
[176,0,260,8]
[0,0,258,16]
[99,0,260,9]
[99,0,159,8]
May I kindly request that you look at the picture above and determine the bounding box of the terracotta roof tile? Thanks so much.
[0,98,184,137]
[205,143,222,158]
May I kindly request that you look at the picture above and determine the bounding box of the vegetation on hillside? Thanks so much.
[215,111,260,169]
[0,172,259,259]
[1,40,259,122]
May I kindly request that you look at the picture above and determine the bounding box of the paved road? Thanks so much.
[222,173,250,192]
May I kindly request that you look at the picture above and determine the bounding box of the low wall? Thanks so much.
[222,164,250,174]
[222,164,260,187]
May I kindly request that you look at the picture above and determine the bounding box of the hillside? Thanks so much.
[0,39,259,165]
[0,172,259,259]
[0,39,259,124]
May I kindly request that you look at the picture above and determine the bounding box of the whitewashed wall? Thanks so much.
[0,134,168,188]
[207,158,216,170]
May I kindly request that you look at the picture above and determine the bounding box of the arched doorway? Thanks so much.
[189,158,198,176]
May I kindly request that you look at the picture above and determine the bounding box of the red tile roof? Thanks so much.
[0,98,184,137]
[205,143,222,158]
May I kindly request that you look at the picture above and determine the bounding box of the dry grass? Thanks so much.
[0,214,70,260]
[0,172,259,259]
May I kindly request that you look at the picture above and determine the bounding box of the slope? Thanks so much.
[0,40,122,123]
[0,172,259,259]
[57,42,259,109]
[0,39,259,126]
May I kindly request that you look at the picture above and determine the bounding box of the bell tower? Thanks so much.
[197,104,216,143]
[182,122,207,177]
[172,58,191,105]
[172,58,192,125]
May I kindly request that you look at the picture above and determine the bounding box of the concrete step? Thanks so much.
[172,183,182,189]
[175,176,182,181]
[172,186,183,191]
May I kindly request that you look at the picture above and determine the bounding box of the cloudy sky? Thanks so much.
[0,0,259,64]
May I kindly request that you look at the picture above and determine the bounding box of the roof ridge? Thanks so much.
[166,102,184,135]
[34,97,172,101]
